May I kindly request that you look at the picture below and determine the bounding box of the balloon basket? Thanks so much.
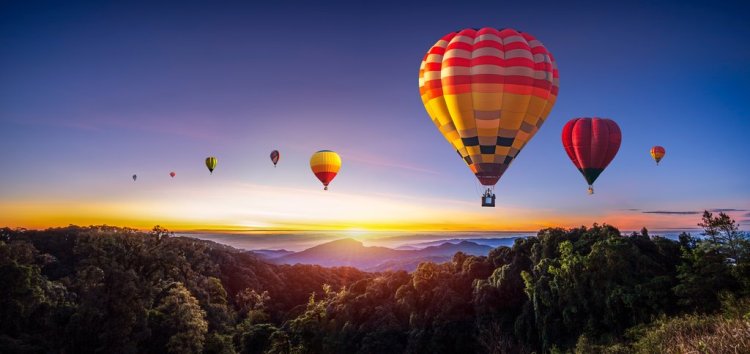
[481,190,496,207]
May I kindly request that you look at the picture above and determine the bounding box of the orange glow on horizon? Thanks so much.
[0,185,716,233]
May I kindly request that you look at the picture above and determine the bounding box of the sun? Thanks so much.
[343,227,369,239]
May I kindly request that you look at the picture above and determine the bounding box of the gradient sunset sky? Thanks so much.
[1,0,749,231]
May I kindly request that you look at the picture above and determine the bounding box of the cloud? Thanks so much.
[642,208,747,216]
[642,211,701,215]
[344,152,442,175]
[622,208,641,211]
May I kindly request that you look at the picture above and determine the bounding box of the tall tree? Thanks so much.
[150,282,209,354]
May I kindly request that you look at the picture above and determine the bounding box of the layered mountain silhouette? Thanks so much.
[253,238,493,272]
[251,249,294,259]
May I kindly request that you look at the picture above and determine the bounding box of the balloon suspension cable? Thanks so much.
[587,185,594,195]
[472,180,482,198]
[473,180,494,198]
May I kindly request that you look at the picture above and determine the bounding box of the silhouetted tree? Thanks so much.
[1,220,748,353]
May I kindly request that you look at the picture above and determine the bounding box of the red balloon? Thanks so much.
[170,171,176,178]
[270,150,280,167]
[562,118,621,193]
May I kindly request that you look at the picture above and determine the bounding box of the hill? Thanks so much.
[1,211,748,353]
[272,238,492,271]
[249,249,295,259]
[0,225,368,353]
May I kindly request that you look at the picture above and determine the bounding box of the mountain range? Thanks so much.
[250,238,493,272]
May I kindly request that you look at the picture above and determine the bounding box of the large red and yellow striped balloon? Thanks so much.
[310,150,341,190]
[419,28,559,186]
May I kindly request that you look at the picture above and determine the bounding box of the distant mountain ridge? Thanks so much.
[250,249,295,259]
[408,237,523,249]
[268,238,492,272]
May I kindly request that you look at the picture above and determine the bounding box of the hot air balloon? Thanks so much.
[132,174,137,182]
[310,150,341,190]
[419,28,559,207]
[651,146,665,165]
[561,118,621,194]
[205,157,217,174]
[170,171,176,178]
[270,150,280,167]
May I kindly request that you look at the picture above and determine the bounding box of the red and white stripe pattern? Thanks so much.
[420,28,559,186]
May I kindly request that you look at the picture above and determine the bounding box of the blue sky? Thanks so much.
[1,0,748,230]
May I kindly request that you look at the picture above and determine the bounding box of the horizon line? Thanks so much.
[5,223,705,234]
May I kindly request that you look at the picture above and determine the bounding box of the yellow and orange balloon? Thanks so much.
[419,27,559,188]
[310,150,341,190]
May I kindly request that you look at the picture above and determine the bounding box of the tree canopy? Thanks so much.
[1,214,748,353]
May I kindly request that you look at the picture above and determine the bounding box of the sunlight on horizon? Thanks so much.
[2,180,739,232]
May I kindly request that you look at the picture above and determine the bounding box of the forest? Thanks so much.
[1,211,749,354]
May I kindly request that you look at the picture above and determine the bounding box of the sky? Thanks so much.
[1,0,749,232]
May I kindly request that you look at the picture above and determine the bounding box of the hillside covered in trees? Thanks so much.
[1,211,749,353]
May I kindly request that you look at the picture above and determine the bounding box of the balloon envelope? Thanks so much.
[132,174,137,181]
[270,150,280,166]
[561,117,621,189]
[170,171,176,178]
[205,157,217,174]
[310,150,341,190]
[651,146,665,165]
[419,27,559,186]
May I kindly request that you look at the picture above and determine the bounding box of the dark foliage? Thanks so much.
[1,213,748,353]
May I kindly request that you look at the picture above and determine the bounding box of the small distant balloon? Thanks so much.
[270,150,280,167]
[310,150,341,190]
[651,146,665,165]
[562,117,621,195]
[205,157,217,174]
[170,171,176,178]
[132,174,137,182]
